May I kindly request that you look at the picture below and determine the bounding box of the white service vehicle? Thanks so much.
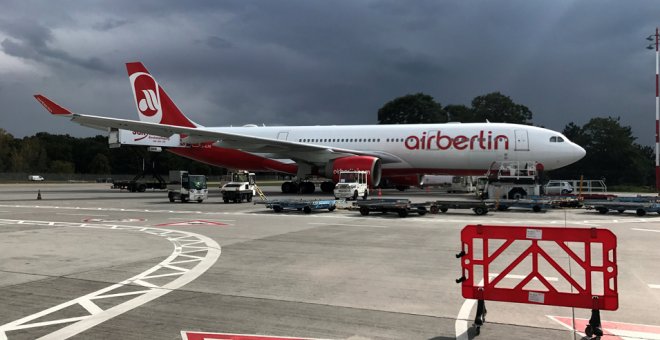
[333,170,369,200]
[220,170,256,203]
[167,171,208,203]
[544,180,574,195]
[28,175,44,181]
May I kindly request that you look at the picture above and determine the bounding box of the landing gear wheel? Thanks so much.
[301,182,315,194]
[320,181,335,193]
[281,182,291,193]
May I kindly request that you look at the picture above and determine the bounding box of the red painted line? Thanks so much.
[182,332,324,340]
[551,316,660,338]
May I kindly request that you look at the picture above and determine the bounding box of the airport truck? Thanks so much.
[220,170,256,203]
[167,171,208,203]
[478,161,541,200]
[333,170,369,200]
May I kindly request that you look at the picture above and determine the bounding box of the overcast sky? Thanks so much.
[1,0,658,145]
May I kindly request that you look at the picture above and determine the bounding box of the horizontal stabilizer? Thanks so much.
[34,95,73,115]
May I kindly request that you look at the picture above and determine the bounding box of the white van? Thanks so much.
[28,175,44,181]
[544,181,573,195]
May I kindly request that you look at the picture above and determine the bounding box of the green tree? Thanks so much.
[553,117,650,186]
[470,92,533,124]
[89,154,111,174]
[49,160,75,174]
[377,93,447,124]
[0,129,14,171]
[445,104,474,122]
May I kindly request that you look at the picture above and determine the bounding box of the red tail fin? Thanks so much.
[126,62,198,128]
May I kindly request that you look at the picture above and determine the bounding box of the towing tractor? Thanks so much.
[220,170,257,203]
[167,171,208,203]
[333,170,369,200]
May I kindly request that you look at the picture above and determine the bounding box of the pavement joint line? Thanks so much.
[0,218,221,340]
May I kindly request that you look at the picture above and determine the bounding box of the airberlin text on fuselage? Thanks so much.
[404,130,509,151]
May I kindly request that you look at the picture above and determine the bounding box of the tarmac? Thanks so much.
[0,183,659,340]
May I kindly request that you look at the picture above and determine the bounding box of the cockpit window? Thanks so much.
[557,137,564,142]
[549,136,565,143]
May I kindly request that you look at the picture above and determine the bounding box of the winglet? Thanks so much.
[34,94,73,115]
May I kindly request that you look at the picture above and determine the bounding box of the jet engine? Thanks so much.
[324,156,382,187]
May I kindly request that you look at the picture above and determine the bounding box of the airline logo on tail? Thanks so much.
[129,72,163,123]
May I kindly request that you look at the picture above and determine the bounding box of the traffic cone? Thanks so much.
[37,190,42,200]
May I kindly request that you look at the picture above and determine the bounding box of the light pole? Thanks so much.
[647,28,660,192]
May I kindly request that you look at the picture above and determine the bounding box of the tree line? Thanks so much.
[0,130,224,177]
[378,92,654,187]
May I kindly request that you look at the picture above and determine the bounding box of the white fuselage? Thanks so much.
[205,122,585,173]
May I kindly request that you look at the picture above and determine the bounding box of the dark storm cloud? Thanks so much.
[0,0,658,146]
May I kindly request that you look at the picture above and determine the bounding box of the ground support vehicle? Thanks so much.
[428,200,490,215]
[478,161,541,200]
[167,171,208,203]
[355,199,428,217]
[112,172,167,192]
[585,199,660,216]
[220,171,256,203]
[257,199,337,214]
[488,197,552,213]
[543,195,583,208]
[333,170,369,200]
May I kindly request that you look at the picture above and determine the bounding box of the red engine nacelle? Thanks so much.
[324,156,382,187]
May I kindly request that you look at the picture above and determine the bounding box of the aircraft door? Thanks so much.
[277,131,289,140]
[514,130,529,151]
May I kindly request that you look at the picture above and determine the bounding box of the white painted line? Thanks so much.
[649,284,660,289]
[56,213,108,217]
[0,218,221,340]
[633,228,660,233]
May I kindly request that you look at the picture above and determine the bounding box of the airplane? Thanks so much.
[34,62,586,194]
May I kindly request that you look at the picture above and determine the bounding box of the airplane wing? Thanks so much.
[35,95,404,164]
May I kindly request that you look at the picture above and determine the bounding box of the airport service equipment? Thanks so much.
[456,225,618,336]
[585,196,660,216]
[333,170,369,200]
[257,198,337,214]
[167,171,208,203]
[356,198,428,217]
[428,199,490,215]
[220,170,256,203]
[478,161,542,200]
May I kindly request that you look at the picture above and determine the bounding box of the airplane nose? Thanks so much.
[575,144,586,161]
